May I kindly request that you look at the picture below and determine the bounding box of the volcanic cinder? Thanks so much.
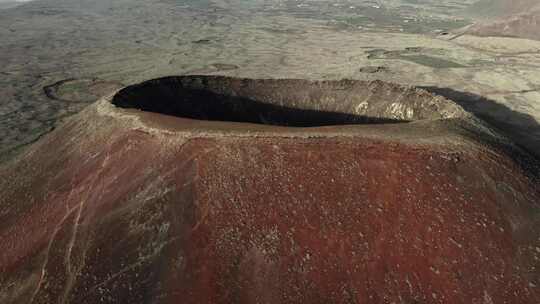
[0,76,539,304]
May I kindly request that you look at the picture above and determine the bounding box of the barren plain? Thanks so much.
[0,0,540,161]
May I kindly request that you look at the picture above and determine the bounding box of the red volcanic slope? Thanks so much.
[0,77,539,304]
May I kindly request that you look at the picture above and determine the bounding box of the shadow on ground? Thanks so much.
[423,86,540,158]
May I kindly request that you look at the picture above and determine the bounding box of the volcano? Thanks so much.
[1,76,539,304]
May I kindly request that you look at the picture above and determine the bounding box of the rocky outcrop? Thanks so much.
[1,76,539,304]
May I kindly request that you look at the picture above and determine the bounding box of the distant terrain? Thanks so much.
[0,0,540,161]
[0,0,31,10]
[465,10,540,41]
[466,0,540,17]
[463,0,540,40]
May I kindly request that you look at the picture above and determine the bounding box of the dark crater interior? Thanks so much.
[112,76,463,127]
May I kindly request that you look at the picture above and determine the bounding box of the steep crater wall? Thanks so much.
[111,76,466,127]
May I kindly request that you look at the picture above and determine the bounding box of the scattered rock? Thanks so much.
[465,11,540,41]
[192,38,211,44]
[359,66,389,73]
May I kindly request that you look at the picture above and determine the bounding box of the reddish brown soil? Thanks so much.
[0,77,539,304]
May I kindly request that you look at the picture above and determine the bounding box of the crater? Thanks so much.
[44,78,124,103]
[4,77,540,304]
[111,76,465,127]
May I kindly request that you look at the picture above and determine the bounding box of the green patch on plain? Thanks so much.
[400,55,466,68]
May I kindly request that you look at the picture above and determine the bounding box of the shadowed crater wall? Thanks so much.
[112,76,465,127]
[423,86,540,158]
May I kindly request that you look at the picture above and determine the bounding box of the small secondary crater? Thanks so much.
[112,76,464,127]
[45,78,124,103]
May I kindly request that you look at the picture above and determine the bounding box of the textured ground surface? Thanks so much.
[465,0,540,17]
[0,77,539,304]
[1,2,540,303]
[1,0,540,161]
[462,0,540,41]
